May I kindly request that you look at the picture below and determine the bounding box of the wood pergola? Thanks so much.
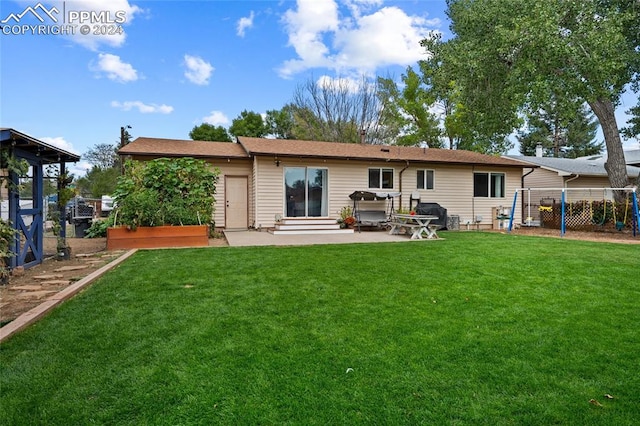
[1,128,81,269]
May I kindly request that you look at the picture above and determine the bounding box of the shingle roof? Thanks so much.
[237,137,527,167]
[120,137,248,158]
[121,136,529,167]
[505,155,640,178]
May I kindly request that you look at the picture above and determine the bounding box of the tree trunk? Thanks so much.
[588,98,629,202]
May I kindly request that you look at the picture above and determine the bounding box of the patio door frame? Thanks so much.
[284,166,329,218]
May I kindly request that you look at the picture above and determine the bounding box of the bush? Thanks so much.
[113,158,219,229]
[84,216,116,238]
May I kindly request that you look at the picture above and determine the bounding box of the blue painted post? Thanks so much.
[560,189,566,237]
[508,190,518,232]
[633,190,640,237]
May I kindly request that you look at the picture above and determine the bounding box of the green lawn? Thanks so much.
[1,232,639,424]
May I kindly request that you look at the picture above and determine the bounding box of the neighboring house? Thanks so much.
[577,149,640,167]
[120,137,529,230]
[504,154,640,227]
[504,155,640,191]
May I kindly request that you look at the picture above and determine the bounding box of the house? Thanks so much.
[119,137,530,231]
[503,154,640,228]
[504,154,640,190]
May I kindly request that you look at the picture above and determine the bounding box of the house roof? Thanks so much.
[0,128,81,163]
[121,136,530,167]
[505,155,640,178]
[237,137,527,167]
[120,137,248,158]
[576,149,640,166]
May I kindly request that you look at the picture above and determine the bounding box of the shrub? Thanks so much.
[113,158,219,229]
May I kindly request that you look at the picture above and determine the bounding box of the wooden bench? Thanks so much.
[388,221,421,236]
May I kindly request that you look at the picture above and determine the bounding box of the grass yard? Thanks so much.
[1,232,639,424]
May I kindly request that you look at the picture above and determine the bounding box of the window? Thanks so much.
[369,168,394,189]
[417,169,435,190]
[474,172,505,198]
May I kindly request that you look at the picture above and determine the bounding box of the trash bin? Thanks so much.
[73,219,91,238]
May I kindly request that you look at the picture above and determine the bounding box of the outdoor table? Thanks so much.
[388,213,440,239]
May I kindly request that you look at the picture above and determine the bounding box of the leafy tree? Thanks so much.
[425,0,639,192]
[377,67,442,147]
[84,143,118,170]
[265,105,296,139]
[518,100,603,158]
[189,123,232,142]
[621,101,640,141]
[229,110,267,138]
[75,166,120,198]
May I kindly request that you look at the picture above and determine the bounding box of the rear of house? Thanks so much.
[121,137,527,231]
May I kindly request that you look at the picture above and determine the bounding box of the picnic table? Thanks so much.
[388,213,440,240]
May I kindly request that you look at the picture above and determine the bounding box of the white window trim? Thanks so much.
[473,171,506,198]
[368,167,394,190]
[417,169,435,190]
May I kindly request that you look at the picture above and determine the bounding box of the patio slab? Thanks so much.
[223,229,427,247]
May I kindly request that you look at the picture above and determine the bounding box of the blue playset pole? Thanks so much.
[560,189,566,237]
[508,190,518,232]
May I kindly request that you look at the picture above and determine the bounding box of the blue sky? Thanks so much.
[1,0,638,176]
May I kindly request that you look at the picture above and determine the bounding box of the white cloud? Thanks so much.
[50,0,144,50]
[91,53,138,82]
[237,11,254,37]
[111,101,174,114]
[278,0,440,78]
[316,75,362,94]
[183,55,214,85]
[40,136,79,154]
[202,111,230,126]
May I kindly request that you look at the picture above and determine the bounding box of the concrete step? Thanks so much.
[278,218,337,226]
[270,228,355,235]
[274,223,342,231]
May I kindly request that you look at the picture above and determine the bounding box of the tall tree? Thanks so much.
[229,110,267,138]
[378,68,443,147]
[518,100,603,158]
[84,143,118,170]
[265,105,296,139]
[621,101,640,141]
[290,75,395,144]
[189,123,232,142]
[425,0,639,193]
[79,143,121,197]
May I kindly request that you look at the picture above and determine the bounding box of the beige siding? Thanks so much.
[523,168,564,189]
[207,159,252,228]
[405,165,522,229]
[251,155,523,229]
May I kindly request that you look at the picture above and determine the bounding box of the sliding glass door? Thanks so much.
[285,167,328,217]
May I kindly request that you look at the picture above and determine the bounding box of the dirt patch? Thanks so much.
[507,226,640,244]
[0,235,228,327]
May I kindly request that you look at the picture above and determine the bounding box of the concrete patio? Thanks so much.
[223,229,442,246]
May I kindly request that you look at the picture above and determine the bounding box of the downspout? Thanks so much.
[521,168,535,221]
[521,168,535,188]
[398,160,410,209]
[564,174,580,188]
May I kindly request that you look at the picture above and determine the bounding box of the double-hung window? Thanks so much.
[474,172,505,198]
[417,169,435,190]
[369,168,394,189]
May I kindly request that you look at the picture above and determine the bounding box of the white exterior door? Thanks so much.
[225,176,248,229]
